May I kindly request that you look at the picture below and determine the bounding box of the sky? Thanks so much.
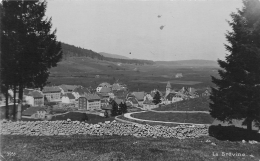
[45,0,243,61]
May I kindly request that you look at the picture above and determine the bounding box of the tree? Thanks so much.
[210,0,260,131]
[1,0,62,120]
[153,91,161,105]
[110,100,118,116]
[121,102,127,114]
[118,102,123,115]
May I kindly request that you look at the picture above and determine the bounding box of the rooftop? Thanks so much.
[42,86,61,93]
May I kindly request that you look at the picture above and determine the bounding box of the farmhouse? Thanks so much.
[78,94,101,111]
[42,86,61,102]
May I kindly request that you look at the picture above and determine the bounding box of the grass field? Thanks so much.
[132,112,214,124]
[155,97,211,111]
[1,135,259,161]
[21,112,115,124]
[48,57,219,92]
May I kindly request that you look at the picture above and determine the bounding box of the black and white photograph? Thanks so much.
[0,0,260,160]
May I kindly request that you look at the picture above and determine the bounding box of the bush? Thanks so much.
[209,125,260,141]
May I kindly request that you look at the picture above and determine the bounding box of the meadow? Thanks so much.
[1,135,259,161]
[48,57,219,92]
[131,112,214,124]
[155,97,211,111]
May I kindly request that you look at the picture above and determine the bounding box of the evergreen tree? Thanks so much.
[210,0,260,131]
[153,91,161,105]
[122,102,127,114]
[1,0,62,120]
[118,102,123,115]
[111,100,118,116]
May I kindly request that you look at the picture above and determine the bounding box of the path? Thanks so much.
[123,110,211,126]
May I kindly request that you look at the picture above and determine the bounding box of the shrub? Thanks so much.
[209,125,260,142]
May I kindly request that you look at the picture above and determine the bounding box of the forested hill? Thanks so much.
[61,42,155,65]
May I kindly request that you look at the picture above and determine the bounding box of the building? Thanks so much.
[78,94,101,111]
[24,89,44,106]
[144,93,153,101]
[96,82,112,92]
[166,81,171,97]
[22,106,47,119]
[165,81,177,97]
[61,93,76,103]
[42,86,61,102]
[72,86,91,100]
[130,92,145,106]
[143,99,159,110]
[113,90,128,100]
[175,73,183,78]
[59,85,78,94]
[126,97,139,107]
[101,104,113,117]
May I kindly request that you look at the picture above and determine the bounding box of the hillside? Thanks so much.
[61,42,154,65]
[156,59,219,67]
[99,52,130,59]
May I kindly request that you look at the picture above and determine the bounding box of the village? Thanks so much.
[0,81,211,120]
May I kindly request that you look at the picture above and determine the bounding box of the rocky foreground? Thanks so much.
[0,120,208,139]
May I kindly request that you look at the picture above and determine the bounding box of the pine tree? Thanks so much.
[152,91,161,105]
[122,102,127,114]
[210,0,260,131]
[118,102,123,115]
[111,100,118,116]
[1,0,62,120]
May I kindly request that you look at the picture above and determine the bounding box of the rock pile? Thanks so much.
[0,120,208,139]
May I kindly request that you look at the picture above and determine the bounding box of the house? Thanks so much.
[101,99,109,106]
[61,93,76,103]
[72,86,91,100]
[144,93,153,101]
[126,97,139,107]
[101,104,113,117]
[78,94,101,111]
[178,87,198,98]
[42,86,61,102]
[96,82,112,92]
[131,92,145,106]
[99,87,112,94]
[202,88,211,97]
[113,90,128,99]
[165,93,177,104]
[143,99,159,110]
[175,73,183,78]
[59,84,78,94]
[97,92,110,100]
[112,83,121,91]
[22,106,47,119]
[24,89,44,107]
